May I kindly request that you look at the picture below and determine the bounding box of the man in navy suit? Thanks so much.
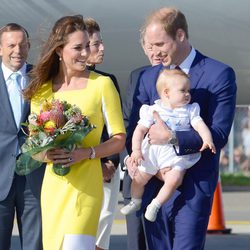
[0,23,44,250]
[122,31,163,250]
[126,7,237,250]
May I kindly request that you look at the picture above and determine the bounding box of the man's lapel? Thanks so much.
[189,50,206,91]
[21,99,29,124]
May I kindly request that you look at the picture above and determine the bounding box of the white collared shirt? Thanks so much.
[2,62,29,107]
[170,47,196,74]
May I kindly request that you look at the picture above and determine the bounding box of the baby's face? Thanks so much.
[164,79,191,109]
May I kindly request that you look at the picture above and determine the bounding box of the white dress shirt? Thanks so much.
[2,62,29,122]
[170,47,196,74]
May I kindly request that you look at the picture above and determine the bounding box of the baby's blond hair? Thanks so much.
[156,69,190,96]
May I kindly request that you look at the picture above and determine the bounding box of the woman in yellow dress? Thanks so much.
[23,15,125,250]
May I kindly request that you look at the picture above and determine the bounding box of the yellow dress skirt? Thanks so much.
[31,71,125,250]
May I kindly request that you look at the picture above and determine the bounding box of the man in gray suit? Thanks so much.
[121,33,163,250]
[0,23,44,250]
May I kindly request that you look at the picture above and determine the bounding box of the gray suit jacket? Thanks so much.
[0,63,44,201]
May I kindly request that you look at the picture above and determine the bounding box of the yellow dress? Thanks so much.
[31,72,125,250]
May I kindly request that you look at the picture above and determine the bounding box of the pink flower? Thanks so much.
[40,111,51,122]
[49,110,66,128]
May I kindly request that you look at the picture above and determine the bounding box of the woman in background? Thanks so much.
[85,17,121,250]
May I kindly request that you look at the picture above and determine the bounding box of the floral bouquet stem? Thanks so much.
[52,144,76,176]
[53,163,70,176]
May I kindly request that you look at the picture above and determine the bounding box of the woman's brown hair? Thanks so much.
[24,15,86,100]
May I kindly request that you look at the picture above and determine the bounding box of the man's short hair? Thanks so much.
[0,23,29,42]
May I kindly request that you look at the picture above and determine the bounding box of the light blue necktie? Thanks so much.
[9,72,22,127]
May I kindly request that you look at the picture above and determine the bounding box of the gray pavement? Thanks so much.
[11,190,250,250]
[10,234,250,250]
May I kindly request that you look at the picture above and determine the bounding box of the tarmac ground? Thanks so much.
[11,190,250,250]
[10,234,250,250]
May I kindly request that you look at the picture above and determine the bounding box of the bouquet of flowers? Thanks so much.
[16,99,95,176]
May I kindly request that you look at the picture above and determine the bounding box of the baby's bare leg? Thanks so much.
[131,170,153,199]
[155,167,171,181]
[144,168,186,222]
[120,170,153,216]
[155,168,185,205]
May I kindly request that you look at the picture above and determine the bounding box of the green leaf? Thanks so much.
[16,154,43,175]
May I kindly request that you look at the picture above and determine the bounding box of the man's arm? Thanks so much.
[147,111,173,145]
[178,67,236,155]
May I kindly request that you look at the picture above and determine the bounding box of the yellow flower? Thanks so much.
[44,120,56,129]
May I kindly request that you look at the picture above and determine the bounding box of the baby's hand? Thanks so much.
[125,156,139,179]
[131,150,144,166]
[200,141,216,154]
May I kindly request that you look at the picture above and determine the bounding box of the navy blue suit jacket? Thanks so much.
[123,65,151,199]
[128,50,237,215]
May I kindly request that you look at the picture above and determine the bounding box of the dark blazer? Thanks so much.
[122,65,151,199]
[89,66,121,168]
[122,65,151,250]
[0,63,44,201]
[129,50,237,213]
[123,66,151,138]
[127,51,237,249]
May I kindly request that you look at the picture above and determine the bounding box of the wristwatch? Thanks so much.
[89,146,96,159]
[168,131,178,146]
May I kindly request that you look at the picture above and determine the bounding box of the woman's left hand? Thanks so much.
[102,160,116,182]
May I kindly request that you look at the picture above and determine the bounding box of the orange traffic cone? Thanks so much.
[207,180,231,234]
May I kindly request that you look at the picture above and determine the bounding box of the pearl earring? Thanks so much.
[59,57,62,61]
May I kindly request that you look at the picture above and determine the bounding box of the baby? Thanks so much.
[121,69,216,222]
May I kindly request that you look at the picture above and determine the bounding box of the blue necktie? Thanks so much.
[9,73,22,127]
